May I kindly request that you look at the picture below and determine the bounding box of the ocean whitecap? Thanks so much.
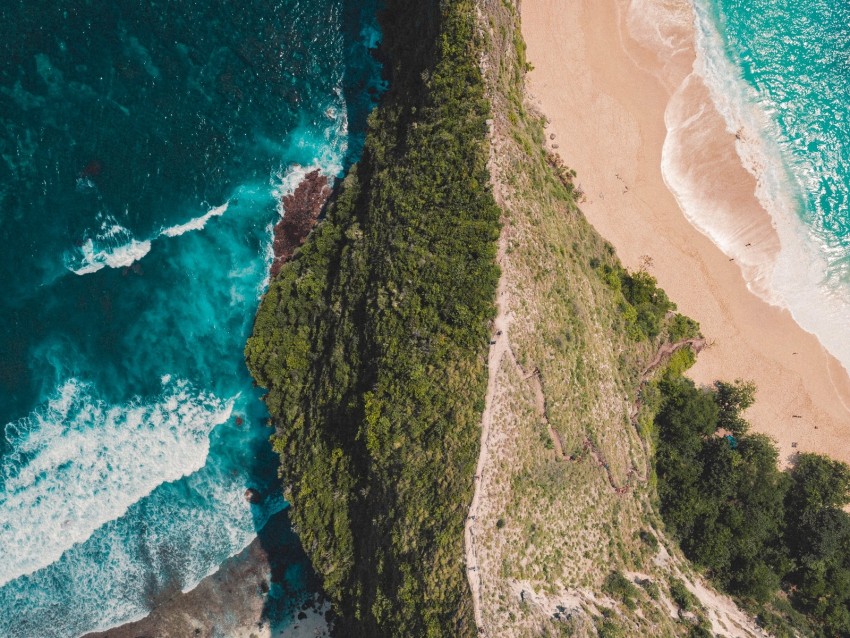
[0,377,233,587]
[160,202,229,238]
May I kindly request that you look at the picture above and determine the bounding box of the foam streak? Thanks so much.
[0,378,232,586]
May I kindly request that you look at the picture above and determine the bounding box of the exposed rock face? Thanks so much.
[270,170,331,277]
[244,488,263,504]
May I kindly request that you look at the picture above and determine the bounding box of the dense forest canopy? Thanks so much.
[246,1,499,635]
[655,375,850,637]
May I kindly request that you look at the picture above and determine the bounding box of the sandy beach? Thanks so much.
[520,0,850,466]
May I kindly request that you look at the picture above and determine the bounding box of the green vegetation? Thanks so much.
[246,0,499,635]
[602,571,640,610]
[596,615,626,638]
[668,576,699,613]
[595,261,676,341]
[245,0,850,635]
[654,373,850,636]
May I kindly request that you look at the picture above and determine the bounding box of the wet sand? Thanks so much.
[521,0,850,466]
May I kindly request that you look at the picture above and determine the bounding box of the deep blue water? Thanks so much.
[0,1,382,635]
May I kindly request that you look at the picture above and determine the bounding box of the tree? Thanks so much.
[787,453,850,519]
[713,379,755,436]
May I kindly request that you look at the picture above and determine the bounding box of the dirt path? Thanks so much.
[465,233,512,635]
[524,336,706,496]
[466,320,707,632]
[640,337,706,378]
[523,366,568,458]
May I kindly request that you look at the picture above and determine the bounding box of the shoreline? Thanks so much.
[520,0,850,466]
[82,509,330,638]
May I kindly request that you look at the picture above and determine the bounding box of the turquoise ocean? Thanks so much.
[0,1,383,636]
[680,0,850,371]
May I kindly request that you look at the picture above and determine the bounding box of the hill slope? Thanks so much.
[247,1,498,635]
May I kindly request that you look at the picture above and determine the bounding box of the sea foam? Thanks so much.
[686,0,850,374]
[68,217,153,275]
[67,203,231,276]
[0,377,233,587]
[0,0,385,633]
[0,435,285,638]
[160,202,229,238]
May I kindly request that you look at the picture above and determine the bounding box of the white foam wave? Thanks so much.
[673,0,850,374]
[625,0,694,86]
[67,216,153,276]
[0,377,233,587]
[160,202,229,237]
[68,202,230,276]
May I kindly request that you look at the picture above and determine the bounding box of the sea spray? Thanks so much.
[0,402,287,638]
[66,217,153,275]
[0,378,232,586]
[160,203,229,238]
[688,0,850,374]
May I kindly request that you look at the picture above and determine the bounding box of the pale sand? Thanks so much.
[520,0,850,466]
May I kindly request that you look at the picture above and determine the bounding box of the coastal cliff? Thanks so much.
[246,1,498,634]
[248,1,850,637]
[245,0,719,635]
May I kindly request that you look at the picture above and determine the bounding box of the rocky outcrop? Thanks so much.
[270,169,331,277]
[244,488,263,504]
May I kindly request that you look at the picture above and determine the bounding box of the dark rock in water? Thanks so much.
[270,169,332,277]
[79,159,103,179]
[244,488,263,504]
[234,416,244,426]
[298,612,308,620]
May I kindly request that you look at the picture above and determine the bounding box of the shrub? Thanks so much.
[669,577,698,612]
[603,571,639,610]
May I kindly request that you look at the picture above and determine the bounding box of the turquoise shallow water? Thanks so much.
[0,1,382,635]
[706,0,850,247]
[690,0,850,369]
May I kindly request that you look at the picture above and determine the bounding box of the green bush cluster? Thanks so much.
[668,576,699,613]
[595,262,675,341]
[595,609,626,638]
[655,375,850,636]
[602,571,640,610]
[245,1,500,636]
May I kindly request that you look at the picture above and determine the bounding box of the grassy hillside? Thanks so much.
[246,1,499,635]
[466,1,760,637]
[476,3,850,638]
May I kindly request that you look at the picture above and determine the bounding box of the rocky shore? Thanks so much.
[83,510,331,638]
[270,170,332,277]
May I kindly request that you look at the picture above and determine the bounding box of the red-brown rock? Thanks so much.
[270,169,331,277]
[244,488,263,504]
